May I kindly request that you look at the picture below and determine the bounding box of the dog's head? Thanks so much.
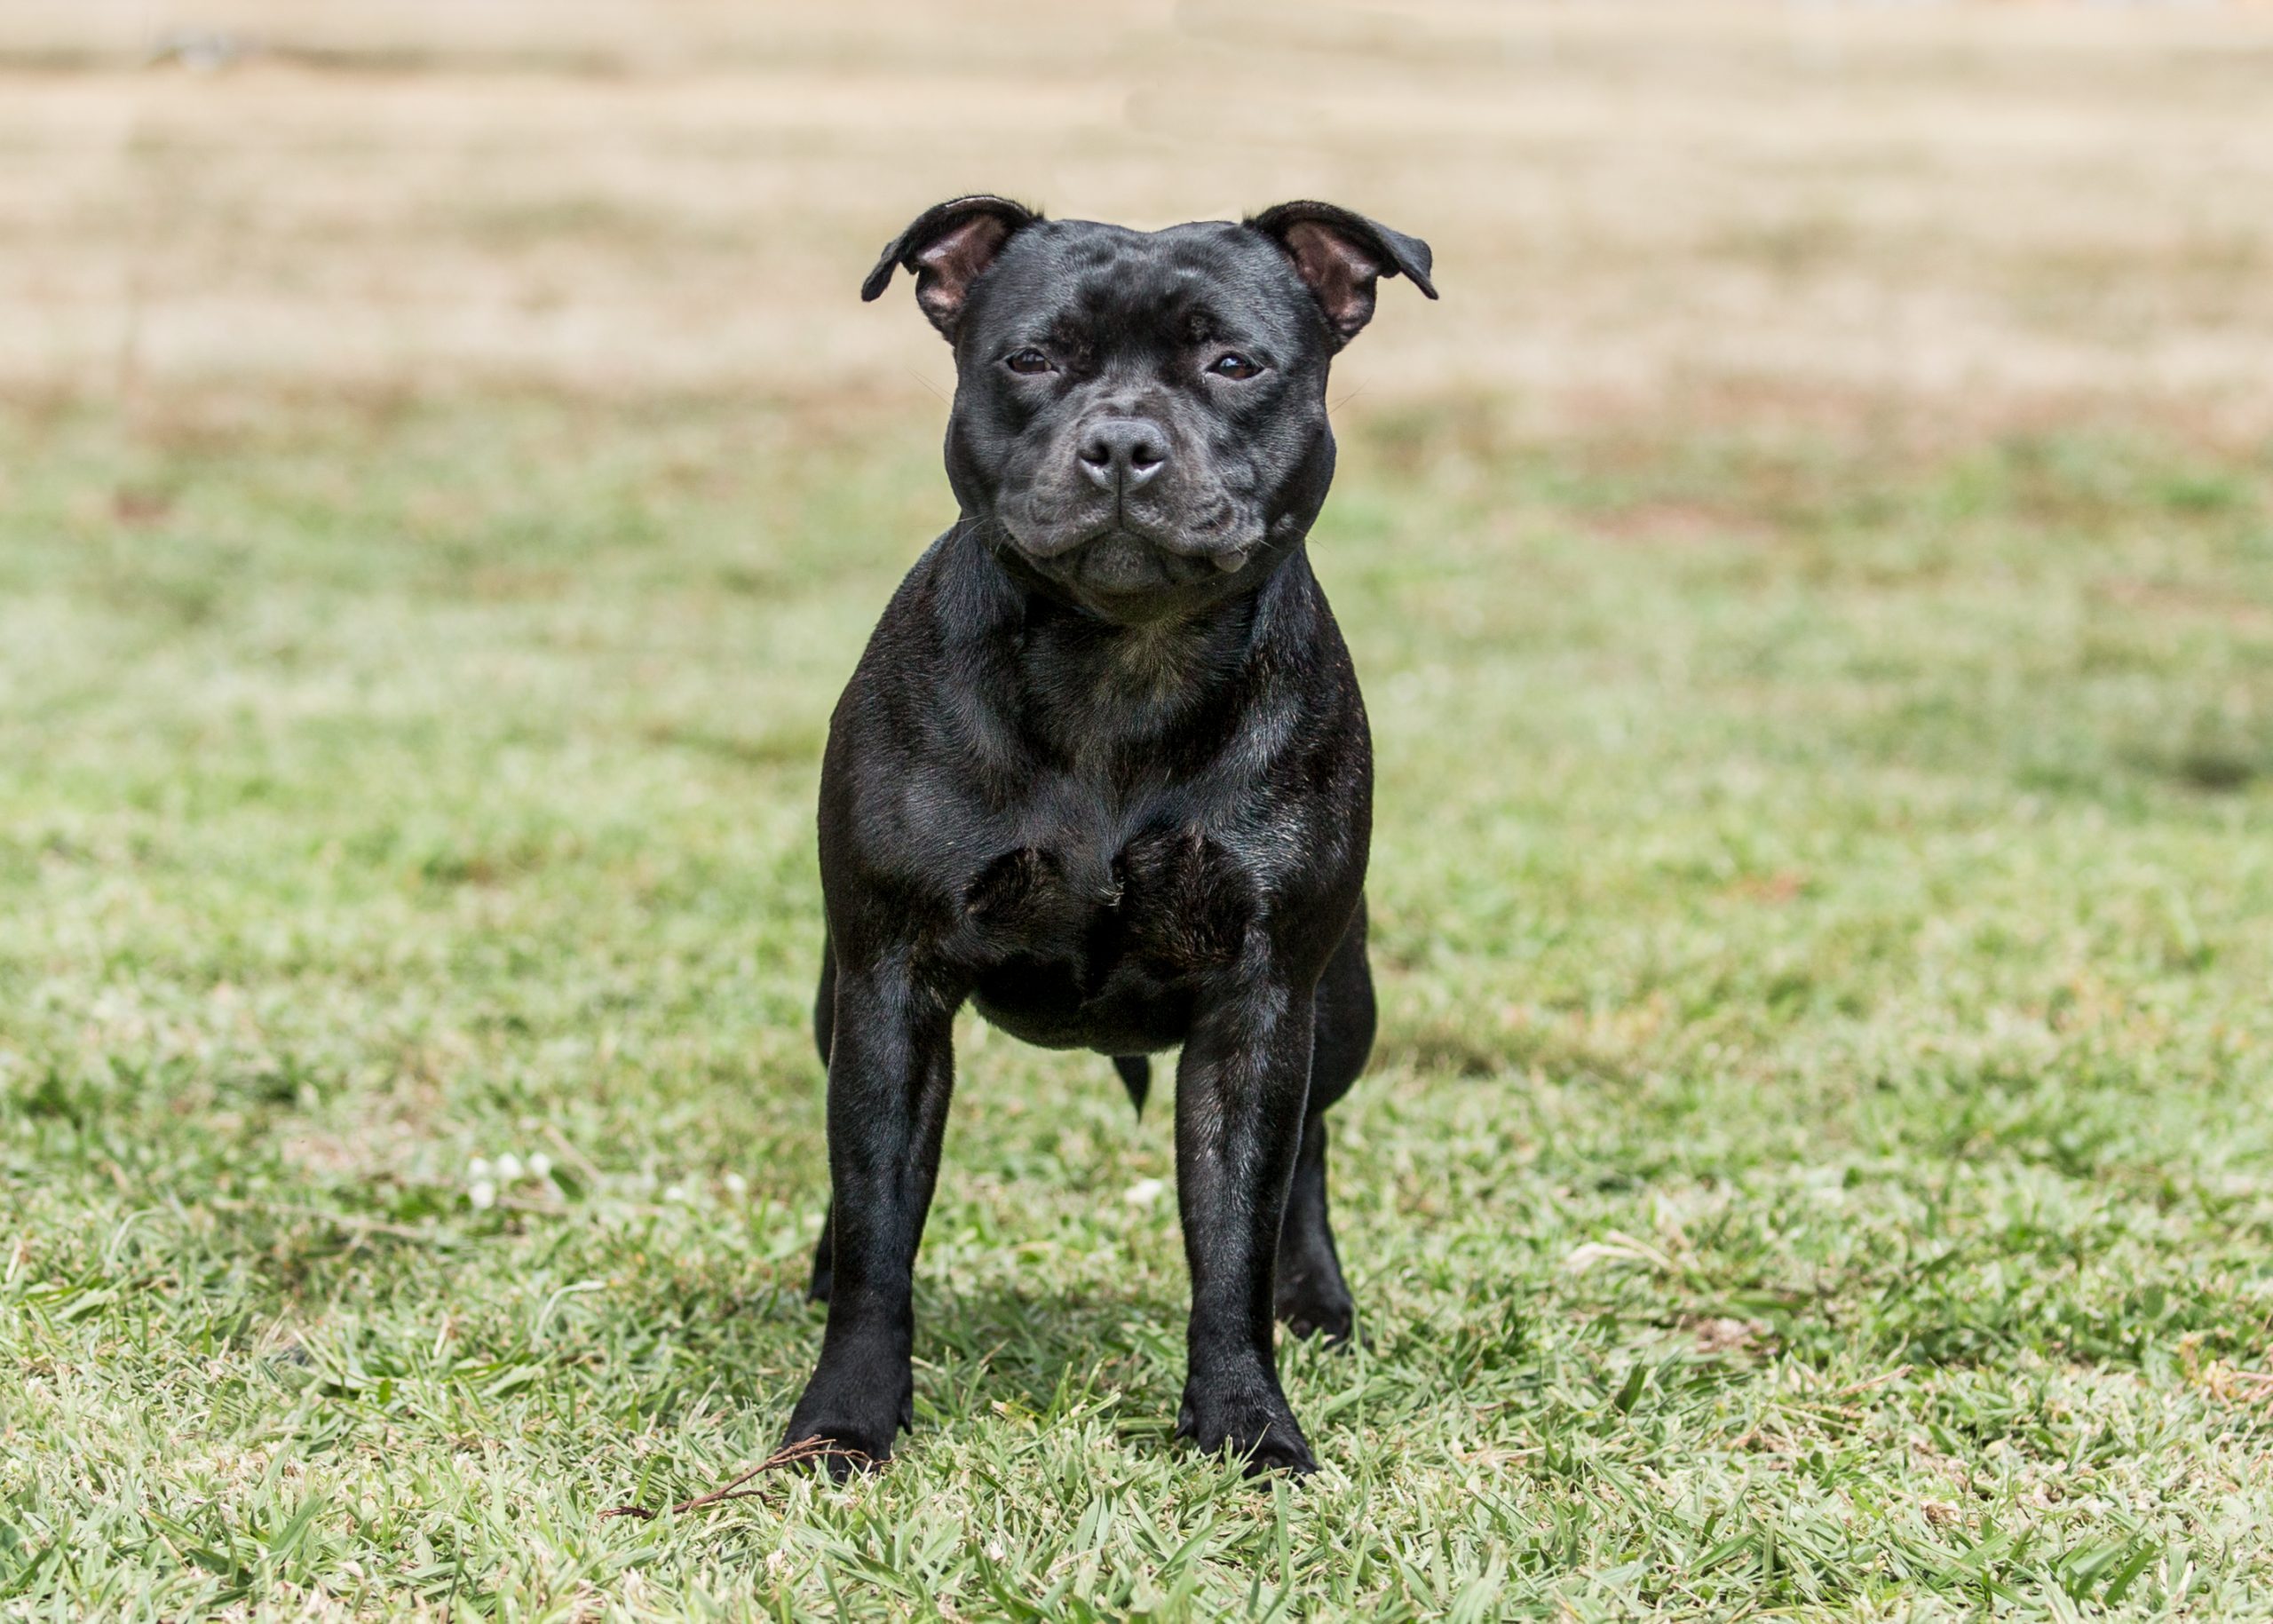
[864,197,1436,623]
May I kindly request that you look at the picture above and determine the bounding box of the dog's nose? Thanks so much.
[1076,419,1168,491]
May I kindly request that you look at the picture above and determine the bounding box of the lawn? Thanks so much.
[5,395,2273,1620]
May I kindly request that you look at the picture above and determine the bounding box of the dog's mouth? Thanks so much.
[1073,530,1235,594]
[1000,504,1263,592]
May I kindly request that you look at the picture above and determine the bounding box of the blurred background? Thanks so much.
[11,0,2271,435]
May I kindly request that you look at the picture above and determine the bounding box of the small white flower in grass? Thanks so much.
[663,1184,689,1204]
[468,1156,493,1182]
[723,1171,748,1197]
[469,1179,497,1211]
[527,1152,552,1181]
[1123,1177,1166,1207]
[496,1153,525,1183]
[986,1536,1007,1562]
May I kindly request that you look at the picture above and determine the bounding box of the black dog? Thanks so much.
[784,196,1435,1476]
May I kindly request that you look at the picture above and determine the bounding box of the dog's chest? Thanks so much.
[956,816,1257,1047]
[962,819,1251,968]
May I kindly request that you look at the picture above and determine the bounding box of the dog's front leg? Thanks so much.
[1174,970,1319,1476]
[781,955,957,1473]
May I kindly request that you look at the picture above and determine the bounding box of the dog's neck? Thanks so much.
[941,519,1306,771]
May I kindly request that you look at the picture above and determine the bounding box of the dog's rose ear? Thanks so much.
[862,195,1041,340]
[1248,202,1437,348]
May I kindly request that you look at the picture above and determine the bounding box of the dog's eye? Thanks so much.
[1005,349,1054,375]
[1207,353,1261,380]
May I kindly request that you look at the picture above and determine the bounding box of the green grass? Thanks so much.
[5,396,2273,1620]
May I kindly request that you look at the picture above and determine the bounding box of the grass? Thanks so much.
[5,394,2273,1619]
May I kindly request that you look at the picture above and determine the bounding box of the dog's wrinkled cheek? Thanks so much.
[942,411,1004,516]
[951,381,1081,532]
[1007,428,1091,535]
[1243,391,1333,530]
[1108,403,1224,534]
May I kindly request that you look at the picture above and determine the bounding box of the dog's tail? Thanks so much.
[1113,1055,1150,1116]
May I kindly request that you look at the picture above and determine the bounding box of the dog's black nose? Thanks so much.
[1077,420,1168,490]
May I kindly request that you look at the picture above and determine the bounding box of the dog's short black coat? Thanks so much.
[785,196,1435,1476]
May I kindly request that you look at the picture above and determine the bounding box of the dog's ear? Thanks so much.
[1247,202,1437,348]
[862,194,1041,341]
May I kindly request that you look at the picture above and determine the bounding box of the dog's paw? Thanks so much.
[780,1368,912,1479]
[1274,1273,1355,1346]
[1176,1379,1318,1477]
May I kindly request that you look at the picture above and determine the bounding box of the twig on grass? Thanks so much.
[601,1437,872,1521]
[1829,1364,1913,1400]
[543,1125,607,1186]
[207,1198,443,1244]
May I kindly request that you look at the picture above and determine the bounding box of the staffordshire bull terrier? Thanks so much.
[784,195,1435,1476]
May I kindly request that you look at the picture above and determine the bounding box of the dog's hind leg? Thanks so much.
[1275,899,1374,1343]
[808,934,837,1303]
